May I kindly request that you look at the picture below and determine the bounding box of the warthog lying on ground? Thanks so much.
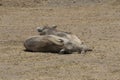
[24,25,92,54]
[24,35,92,53]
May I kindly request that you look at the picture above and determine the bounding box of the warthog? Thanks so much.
[24,25,92,54]
[24,35,92,54]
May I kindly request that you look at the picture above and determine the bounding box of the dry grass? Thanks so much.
[0,1,120,80]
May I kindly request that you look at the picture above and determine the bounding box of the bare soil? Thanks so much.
[0,0,120,80]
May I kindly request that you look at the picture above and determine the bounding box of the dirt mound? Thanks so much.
[0,0,117,7]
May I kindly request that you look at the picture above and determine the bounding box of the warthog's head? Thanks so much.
[60,43,92,54]
[37,25,57,35]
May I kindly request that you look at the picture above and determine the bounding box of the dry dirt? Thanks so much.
[0,0,120,80]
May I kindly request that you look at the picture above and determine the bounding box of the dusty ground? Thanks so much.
[0,0,120,80]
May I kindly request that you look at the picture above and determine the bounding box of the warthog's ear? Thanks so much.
[36,27,43,32]
[52,25,57,29]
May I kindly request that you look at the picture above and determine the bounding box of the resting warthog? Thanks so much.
[24,25,92,53]
[24,35,92,53]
